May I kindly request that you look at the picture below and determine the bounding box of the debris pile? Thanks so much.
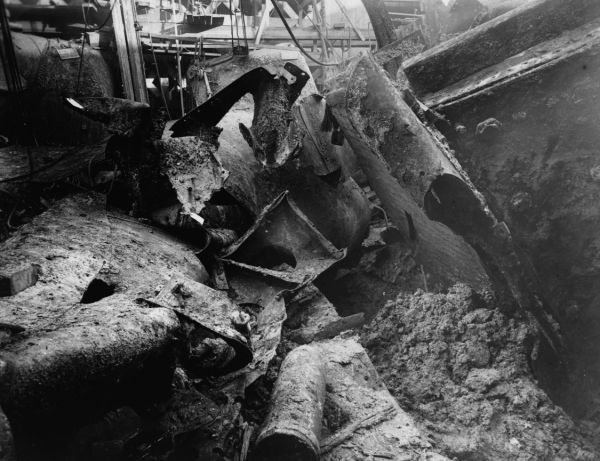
[362,285,596,460]
[2,1,600,459]
[0,50,400,461]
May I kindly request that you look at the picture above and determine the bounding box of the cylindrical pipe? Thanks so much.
[326,56,490,290]
[255,345,325,461]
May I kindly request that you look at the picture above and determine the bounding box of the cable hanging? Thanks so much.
[76,4,90,96]
[269,0,339,67]
[90,0,120,32]
[289,0,341,61]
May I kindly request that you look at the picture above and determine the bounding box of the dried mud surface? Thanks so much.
[361,284,598,461]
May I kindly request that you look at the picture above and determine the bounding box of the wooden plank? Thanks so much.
[0,263,39,297]
[361,0,397,48]
[389,11,423,17]
[280,2,298,20]
[383,0,422,11]
[120,0,149,103]
[111,0,135,100]
[140,26,368,42]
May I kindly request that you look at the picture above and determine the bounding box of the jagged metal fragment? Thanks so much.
[221,191,345,286]
[169,63,310,168]
[147,276,252,375]
[215,113,370,251]
[154,135,229,217]
[218,265,291,389]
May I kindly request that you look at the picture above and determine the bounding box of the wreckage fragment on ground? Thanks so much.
[254,338,445,461]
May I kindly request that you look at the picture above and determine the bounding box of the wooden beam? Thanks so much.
[360,0,396,48]
[422,19,600,109]
[389,12,423,17]
[139,25,369,42]
[0,263,40,297]
[111,0,135,100]
[255,0,273,45]
[315,0,329,61]
[280,1,298,21]
[120,0,149,103]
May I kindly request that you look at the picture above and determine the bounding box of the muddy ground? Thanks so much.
[361,284,599,460]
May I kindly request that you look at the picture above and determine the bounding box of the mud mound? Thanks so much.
[361,284,597,460]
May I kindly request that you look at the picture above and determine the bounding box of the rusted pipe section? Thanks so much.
[255,345,326,461]
[326,55,490,291]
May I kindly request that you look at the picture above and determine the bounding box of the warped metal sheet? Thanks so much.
[221,191,345,286]
[169,63,310,137]
[216,265,290,390]
[154,136,229,216]
[147,276,252,374]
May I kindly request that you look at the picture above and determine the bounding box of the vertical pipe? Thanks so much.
[319,0,327,59]
[111,0,135,100]
[174,11,184,116]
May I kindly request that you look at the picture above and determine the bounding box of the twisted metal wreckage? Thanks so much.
[0,30,567,461]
